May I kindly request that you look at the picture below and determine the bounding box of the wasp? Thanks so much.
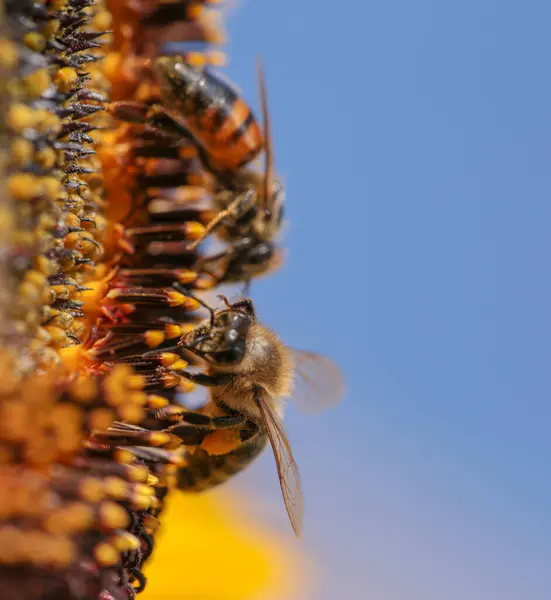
[153,295,345,536]
[148,57,285,288]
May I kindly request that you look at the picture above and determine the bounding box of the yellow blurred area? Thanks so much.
[143,490,313,599]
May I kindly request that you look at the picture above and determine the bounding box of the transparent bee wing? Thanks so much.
[290,349,346,415]
[255,390,303,537]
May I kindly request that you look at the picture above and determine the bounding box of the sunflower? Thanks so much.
[0,1,305,598]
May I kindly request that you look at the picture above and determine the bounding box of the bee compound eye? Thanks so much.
[230,313,243,327]
[248,243,273,265]
[225,329,239,343]
[205,339,246,366]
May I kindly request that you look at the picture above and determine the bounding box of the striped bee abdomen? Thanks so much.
[178,435,268,492]
[155,57,264,171]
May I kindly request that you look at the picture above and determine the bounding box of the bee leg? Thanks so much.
[145,106,236,180]
[147,106,215,164]
[194,249,234,282]
[175,370,233,387]
[186,189,255,251]
[155,405,245,427]
[158,407,253,433]
[239,423,260,443]
[163,425,211,446]
[167,412,250,442]
[185,203,239,251]
[146,106,191,141]
[169,417,260,452]
[111,100,150,123]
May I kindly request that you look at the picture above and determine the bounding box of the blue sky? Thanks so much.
[207,1,551,598]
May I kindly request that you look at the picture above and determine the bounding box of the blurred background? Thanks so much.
[151,1,551,599]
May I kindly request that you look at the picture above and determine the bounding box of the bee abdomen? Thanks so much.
[178,435,267,492]
[189,92,263,170]
[157,60,263,171]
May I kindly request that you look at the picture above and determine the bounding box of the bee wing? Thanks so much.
[255,390,304,537]
[290,349,346,415]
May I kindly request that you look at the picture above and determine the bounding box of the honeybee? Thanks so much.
[151,57,285,286]
[155,296,345,536]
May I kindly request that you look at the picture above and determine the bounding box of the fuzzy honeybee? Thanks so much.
[150,57,285,287]
[154,296,345,536]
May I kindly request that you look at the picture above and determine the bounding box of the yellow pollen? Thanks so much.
[89,408,115,431]
[54,67,79,92]
[149,432,173,447]
[23,31,47,52]
[127,374,146,390]
[99,501,130,529]
[201,430,242,455]
[114,449,134,465]
[159,352,180,367]
[164,323,182,339]
[145,330,165,348]
[81,281,109,314]
[94,542,120,566]
[172,359,189,370]
[80,478,106,503]
[118,403,145,423]
[166,291,187,307]
[147,473,160,486]
[147,394,170,409]
[185,221,207,239]
[104,477,130,500]
[128,465,149,482]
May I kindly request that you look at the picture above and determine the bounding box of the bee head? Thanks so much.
[179,299,256,367]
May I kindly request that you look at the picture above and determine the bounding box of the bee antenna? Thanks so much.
[172,283,215,328]
[242,280,251,298]
[142,344,181,357]
[217,294,232,309]
[257,57,274,214]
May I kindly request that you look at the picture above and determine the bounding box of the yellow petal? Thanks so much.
[143,490,313,599]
